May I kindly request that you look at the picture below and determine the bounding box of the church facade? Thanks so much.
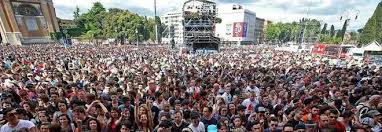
[0,0,60,45]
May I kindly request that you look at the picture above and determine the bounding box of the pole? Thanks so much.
[136,28,138,46]
[301,0,312,45]
[47,27,50,45]
[154,0,159,44]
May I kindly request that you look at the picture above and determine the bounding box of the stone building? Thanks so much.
[0,0,60,45]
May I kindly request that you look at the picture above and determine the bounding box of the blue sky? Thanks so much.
[53,0,381,31]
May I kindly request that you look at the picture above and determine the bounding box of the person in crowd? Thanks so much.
[0,107,37,132]
[188,111,205,132]
[87,118,102,132]
[0,44,381,132]
[172,110,189,131]
[38,122,51,132]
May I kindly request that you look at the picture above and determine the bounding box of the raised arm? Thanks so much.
[134,96,140,125]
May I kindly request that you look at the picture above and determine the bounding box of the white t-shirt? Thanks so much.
[0,120,35,132]
[188,122,205,132]
[242,98,259,114]
[244,86,260,97]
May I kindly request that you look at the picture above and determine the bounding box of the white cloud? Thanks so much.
[52,0,380,30]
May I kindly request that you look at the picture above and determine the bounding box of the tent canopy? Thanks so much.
[363,41,382,51]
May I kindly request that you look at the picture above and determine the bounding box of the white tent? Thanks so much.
[362,41,382,51]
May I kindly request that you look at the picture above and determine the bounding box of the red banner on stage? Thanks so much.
[312,44,326,55]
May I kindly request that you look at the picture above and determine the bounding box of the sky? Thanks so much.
[53,0,381,31]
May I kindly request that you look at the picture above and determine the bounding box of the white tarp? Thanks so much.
[362,41,382,51]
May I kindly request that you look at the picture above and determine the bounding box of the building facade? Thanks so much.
[160,11,184,45]
[263,20,272,43]
[58,18,76,29]
[255,17,265,44]
[215,4,256,45]
[0,0,60,45]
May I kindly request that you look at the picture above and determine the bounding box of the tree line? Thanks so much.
[359,1,382,45]
[65,2,164,44]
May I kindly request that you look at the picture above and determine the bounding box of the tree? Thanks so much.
[319,35,342,44]
[359,1,382,45]
[360,16,377,44]
[108,8,125,13]
[74,6,80,20]
[73,2,170,44]
[321,23,327,34]
[337,19,348,41]
[89,2,106,15]
[215,17,222,23]
[265,23,281,42]
[349,31,358,41]
[376,2,382,44]
[357,29,363,34]
[264,19,321,43]
[74,2,107,43]
[330,25,335,37]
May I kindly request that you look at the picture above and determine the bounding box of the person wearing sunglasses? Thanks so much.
[0,107,38,132]
[264,117,281,132]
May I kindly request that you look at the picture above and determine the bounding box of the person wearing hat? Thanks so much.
[0,107,38,132]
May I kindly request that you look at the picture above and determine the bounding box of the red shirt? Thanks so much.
[334,121,346,132]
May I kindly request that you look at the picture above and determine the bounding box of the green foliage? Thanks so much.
[215,17,222,23]
[357,29,363,34]
[264,19,321,43]
[330,25,335,37]
[265,23,281,41]
[66,28,83,37]
[321,23,327,34]
[319,34,342,44]
[49,32,63,40]
[337,20,348,41]
[74,6,80,20]
[359,1,382,45]
[349,31,359,42]
[72,2,165,44]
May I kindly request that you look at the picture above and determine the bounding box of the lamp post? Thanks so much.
[301,0,313,45]
[44,25,51,45]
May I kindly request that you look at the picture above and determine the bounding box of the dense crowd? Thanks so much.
[0,44,381,132]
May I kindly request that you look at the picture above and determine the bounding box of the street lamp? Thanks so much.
[44,24,51,45]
